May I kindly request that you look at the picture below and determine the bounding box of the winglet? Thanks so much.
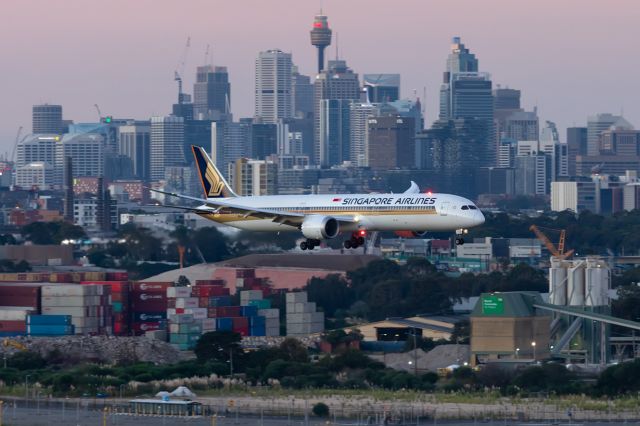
[191,145,237,198]
[403,181,421,194]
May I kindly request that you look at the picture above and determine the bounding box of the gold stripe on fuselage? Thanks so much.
[197,208,438,224]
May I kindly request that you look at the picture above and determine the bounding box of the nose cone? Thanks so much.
[474,210,485,226]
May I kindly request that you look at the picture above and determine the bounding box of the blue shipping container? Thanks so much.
[250,325,266,337]
[241,306,258,317]
[27,315,72,326]
[27,325,75,336]
[249,316,265,327]
[216,317,233,331]
[209,296,231,307]
[0,332,26,337]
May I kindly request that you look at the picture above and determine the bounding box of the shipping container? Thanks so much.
[131,282,173,293]
[216,306,241,317]
[27,325,74,335]
[175,298,199,309]
[208,296,231,307]
[241,306,258,317]
[0,308,35,321]
[201,318,216,331]
[167,287,192,298]
[194,280,225,286]
[192,286,230,298]
[0,321,26,332]
[235,269,255,279]
[133,312,166,322]
[248,299,271,309]
[27,315,72,325]
[216,317,233,331]
[131,321,166,334]
[106,272,129,281]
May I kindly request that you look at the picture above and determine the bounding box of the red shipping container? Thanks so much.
[232,325,249,337]
[131,282,172,293]
[207,307,219,318]
[0,321,27,332]
[113,313,128,323]
[192,286,230,297]
[198,297,208,308]
[217,306,241,317]
[131,301,168,312]
[231,317,249,328]
[195,280,225,286]
[106,272,129,281]
[111,293,129,303]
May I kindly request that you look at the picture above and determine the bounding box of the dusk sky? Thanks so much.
[1,0,639,155]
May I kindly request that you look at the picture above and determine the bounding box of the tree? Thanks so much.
[306,274,354,317]
[312,402,329,417]
[612,284,640,322]
[194,331,242,363]
[279,338,308,363]
[193,227,231,262]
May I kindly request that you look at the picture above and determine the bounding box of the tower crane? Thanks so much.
[10,126,23,163]
[174,36,191,105]
[94,104,102,121]
[529,225,574,259]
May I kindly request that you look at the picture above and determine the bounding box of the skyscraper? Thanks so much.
[493,88,520,110]
[32,104,63,134]
[292,67,314,119]
[193,65,231,120]
[367,115,415,171]
[363,74,401,103]
[310,14,332,73]
[349,102,379,165]
[567,127,587,176]
[314,59,360,165]
[439,38,494,166]
[150,116,185,181]
[586,113,632,156]
[255,50,293,124]
[211,120,250,178]
[56,133,106,179]
[318,99,352,166]
[118,122,151,181]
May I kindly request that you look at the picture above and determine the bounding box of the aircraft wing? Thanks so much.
[151,189,359,224]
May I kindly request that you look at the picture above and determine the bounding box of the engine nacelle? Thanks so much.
[395,230,428,238]
[301,215,339,240]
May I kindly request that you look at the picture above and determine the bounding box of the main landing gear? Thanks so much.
[300,239,321,251]
[455,228,469,246]
[344,231,366,249]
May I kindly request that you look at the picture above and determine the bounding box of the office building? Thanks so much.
[212,120,250,178]
[514,154,549,196]
[228,158,278,196]
[349,102,379,166]
[314,59,361,164]
[363,74,400,103]
[150,116,185,181]
[493,87,520,110]
[57,133,105,180]
[15,135,59,169]
[32,104,63,134]
[255,50,293,124]
[318,99,352,166]
[587,113,632,156]
[502,110,539,142]
[476,167,515,195]
[599,128,640,156]
[118,122,151,181]
[293,67,314,119]
[193,65,231,120]
[567,127,587,176]
[14,162,55,189]
[367,116,415,171]
[551,180,597,213]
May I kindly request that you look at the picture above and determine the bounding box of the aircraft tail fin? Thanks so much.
[191,145,237,198]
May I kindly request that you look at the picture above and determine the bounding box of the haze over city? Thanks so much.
[1,0,639,154]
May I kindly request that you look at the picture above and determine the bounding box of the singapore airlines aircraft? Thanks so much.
[154,146,485,250]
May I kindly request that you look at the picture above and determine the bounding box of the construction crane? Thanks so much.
[94,104,102,121]
[10,126,23,163]
[174,36,191,105]
[529,225,574,259]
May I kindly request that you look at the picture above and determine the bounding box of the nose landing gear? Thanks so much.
[455,228,469,246]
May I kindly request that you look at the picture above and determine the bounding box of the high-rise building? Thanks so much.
[318,99,352,166]
[586,113,633,156]
[32,104,63,134]
[57,133,106,179]
[118,122,151,181]
[367,115,415,171]
[248,121,277,160]
[212,120,250,178]
[349,102,379,166]
[599,128,640,156]
[539,120,568,179]
[228,158,278,196]
[310,14,332,73]
[314,59,360,164]
[15,135,59,170]
[193,65,231,120]
[292,67,314,119]
[15,162,55,189]
[567,127,587,176]
[514,153,550,196]
[503,110,539,142]
[493,88,520,110]
[363,74,400,103]
[439,38,494,166]
[150,116,185,181]
[255,50,293,124]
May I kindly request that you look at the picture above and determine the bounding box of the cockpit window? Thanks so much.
[461,205,469,210]
[469,205,478,210]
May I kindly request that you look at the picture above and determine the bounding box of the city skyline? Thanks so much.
[1,0,639,155]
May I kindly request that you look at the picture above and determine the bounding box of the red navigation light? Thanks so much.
[313,22,323,28]
[358,230,366,237]
[426,190,433,196]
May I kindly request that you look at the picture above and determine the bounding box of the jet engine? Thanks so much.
[301,215,339,240]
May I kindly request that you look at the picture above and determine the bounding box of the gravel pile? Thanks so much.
[370,344,470,372]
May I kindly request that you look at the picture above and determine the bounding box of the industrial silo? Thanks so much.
[549,258,568,306]
[567,260,585,306]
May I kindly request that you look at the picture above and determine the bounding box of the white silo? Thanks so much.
[585,257,610,307]
[567,260,586,306]
[549,258,568,305]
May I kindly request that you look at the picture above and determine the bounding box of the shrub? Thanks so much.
[312,402,330,417]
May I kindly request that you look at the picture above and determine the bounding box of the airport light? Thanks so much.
[515,347,520,359]
[531,341,537,360]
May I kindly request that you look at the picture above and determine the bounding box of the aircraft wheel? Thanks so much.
[308,242,314,250]
[300,241,308,250]
[357,236,365,246]
[344,240,352,249]
[455,237,465,246]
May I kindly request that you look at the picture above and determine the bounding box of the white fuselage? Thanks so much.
[197,192,484,234]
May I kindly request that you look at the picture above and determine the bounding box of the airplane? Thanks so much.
[152,146,485,251]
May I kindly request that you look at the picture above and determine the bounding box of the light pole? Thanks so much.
[24,375,31,406]
[531,341,537,361]
[515,348,520,359]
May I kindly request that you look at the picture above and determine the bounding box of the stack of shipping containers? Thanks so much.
[130,282,169,335]
[285,292,324,336]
